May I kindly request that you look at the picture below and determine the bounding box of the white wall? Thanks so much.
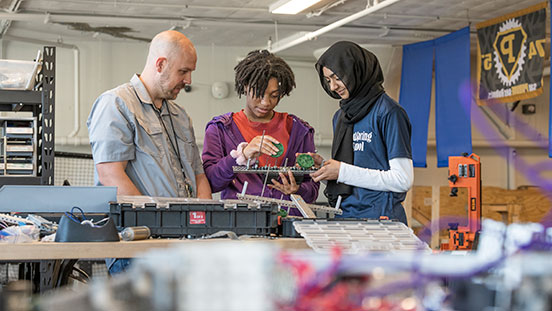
[3,39,339,151]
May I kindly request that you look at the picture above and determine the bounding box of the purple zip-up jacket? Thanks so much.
[202,112,320,209]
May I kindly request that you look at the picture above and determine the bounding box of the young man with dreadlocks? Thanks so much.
[202,50,319,214]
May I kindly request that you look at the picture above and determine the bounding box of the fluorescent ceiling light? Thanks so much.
[270,0,323,15]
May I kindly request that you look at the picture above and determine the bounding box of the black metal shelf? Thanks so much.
[0,90,41,104]
[0,46,55,186]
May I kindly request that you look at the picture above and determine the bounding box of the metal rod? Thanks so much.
[258,130,265,159]
[279,157,289,200]
[241,181,248,196]
[260,164,270,197]
[335,195,343,210]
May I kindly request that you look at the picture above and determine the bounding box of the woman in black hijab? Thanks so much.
[309,41,413,225]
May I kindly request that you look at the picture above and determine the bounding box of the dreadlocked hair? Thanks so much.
[234,50,296,99]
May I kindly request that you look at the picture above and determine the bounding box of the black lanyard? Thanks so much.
[132,88,186,178]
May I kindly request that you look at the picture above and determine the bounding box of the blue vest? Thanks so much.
[334,93,412,223]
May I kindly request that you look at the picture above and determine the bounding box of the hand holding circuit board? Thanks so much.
[242,135,281,159]
[267,152,318,194]
[301,152,341,182]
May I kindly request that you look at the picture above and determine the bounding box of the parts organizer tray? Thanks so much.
[0,117,37,176]
[293,219,431,254]
[110,196,279,238]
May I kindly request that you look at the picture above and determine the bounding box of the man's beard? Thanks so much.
[159,73,182,100]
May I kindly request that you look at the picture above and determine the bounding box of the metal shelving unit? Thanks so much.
[0,46,55,186]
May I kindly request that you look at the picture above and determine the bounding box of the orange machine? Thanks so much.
[441,153,481,251]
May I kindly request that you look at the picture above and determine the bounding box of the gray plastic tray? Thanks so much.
[0,185,116,213]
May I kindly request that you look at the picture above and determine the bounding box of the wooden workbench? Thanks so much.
[0,238,309,260]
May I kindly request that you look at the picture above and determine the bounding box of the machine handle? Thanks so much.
[448,174,458,184]
[449,187,458,197]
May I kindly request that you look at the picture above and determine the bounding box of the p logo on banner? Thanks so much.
[492,19,527,86]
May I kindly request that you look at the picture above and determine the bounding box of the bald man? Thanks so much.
[87,30,212,199]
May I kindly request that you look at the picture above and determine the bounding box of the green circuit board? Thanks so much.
[271,142,284,158]
[296,154,315,169]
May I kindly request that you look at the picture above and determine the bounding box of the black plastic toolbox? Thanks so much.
[109,201,279,238]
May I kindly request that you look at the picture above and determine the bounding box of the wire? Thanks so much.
[71,206,86,220]
[93,217,110,226]
[63,212,81,223]
[71,266,90,283]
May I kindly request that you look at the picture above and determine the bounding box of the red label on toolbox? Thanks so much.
[189,211,206,224]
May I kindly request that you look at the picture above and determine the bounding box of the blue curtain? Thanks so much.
[399,40,435,167]
[434,27,472,167]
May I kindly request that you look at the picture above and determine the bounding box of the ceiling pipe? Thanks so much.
[307,0,347,18]
[3,34,77,50]
[3,34,82,143]
[324,12,484,23]
[53,0,268,13]
[268,0,404,53]
[0,12,177,24]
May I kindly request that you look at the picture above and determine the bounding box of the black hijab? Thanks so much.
[315,41,385,206]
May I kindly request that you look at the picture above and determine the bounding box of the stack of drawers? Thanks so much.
[0,117,36,176]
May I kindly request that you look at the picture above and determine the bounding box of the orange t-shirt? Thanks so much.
[233,110,293,167]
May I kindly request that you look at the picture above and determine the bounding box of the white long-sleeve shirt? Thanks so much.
[337,157,413,193]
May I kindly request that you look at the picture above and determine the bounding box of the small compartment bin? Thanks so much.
[0,59,41,90]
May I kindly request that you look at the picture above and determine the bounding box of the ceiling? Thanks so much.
[0,0,548,59]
